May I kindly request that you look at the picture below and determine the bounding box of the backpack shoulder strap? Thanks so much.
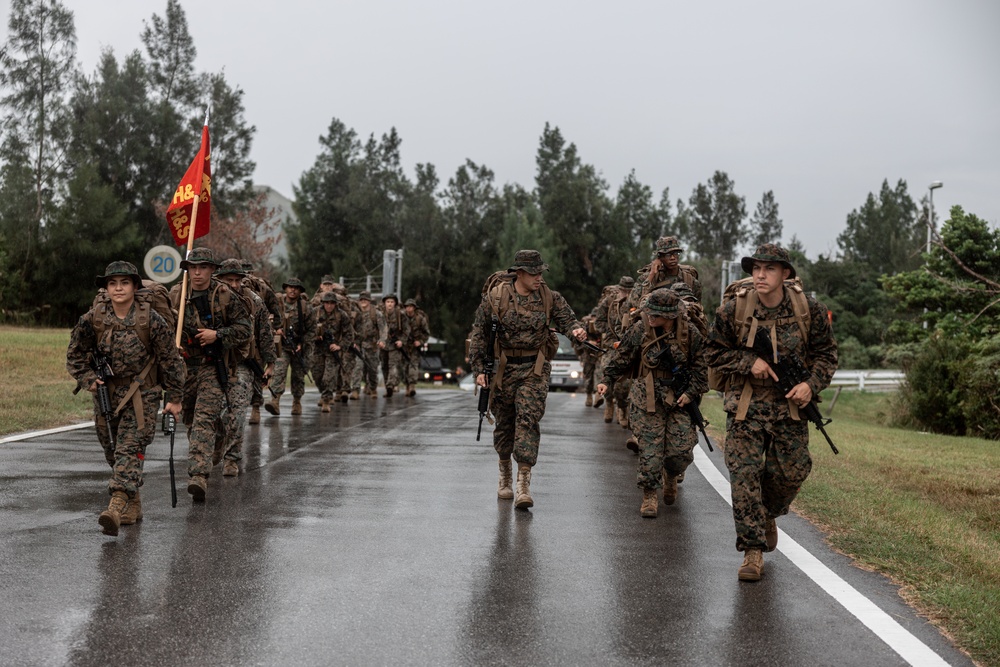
[786,282,811,342]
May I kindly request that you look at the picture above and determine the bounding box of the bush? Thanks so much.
[960,334,1000,440]
[899,331,972,435]
[836,336,885,369]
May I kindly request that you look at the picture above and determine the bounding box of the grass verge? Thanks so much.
[702,390,999,667]
[0,326,94,436]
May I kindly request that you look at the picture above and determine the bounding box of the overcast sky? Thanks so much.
[3,0,997,259]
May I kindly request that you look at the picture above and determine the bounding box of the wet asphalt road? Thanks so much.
[0,390,975,666]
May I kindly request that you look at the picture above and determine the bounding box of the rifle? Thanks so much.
[580,339,605,356]
[161,412,178,508]
[282,326,313,382]
[749,328,839,455]
[648,344,714,452]
[348,343,378,374]
[89,351,116,451]
[477,315,499,442]
[189,293,231,412]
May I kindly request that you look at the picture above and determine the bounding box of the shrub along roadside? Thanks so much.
[702,391,999,667]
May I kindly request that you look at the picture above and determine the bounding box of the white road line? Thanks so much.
[693,445,951,667]
[0,422,94,444]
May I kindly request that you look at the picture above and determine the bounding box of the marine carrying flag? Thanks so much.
[165,125,211,246]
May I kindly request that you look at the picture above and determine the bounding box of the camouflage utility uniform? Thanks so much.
[380,296,410,397]
[403,299,430,395]
[600,289,707,514]
[469,252,584,475]
[627,236,702,309]
[170,250,252,492]
[706,244,837,580]
[351,292,386,396]
[313,292,355,406]
[67,264,186,505]
[214,260,275,472]
[240,261,281,419]
[270,280,316,409]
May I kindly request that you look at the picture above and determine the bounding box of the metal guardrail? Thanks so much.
[830,370,904,391]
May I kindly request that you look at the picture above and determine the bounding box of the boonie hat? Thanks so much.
[180,247,220,270]
[282,277,306,290]
[382,293,398,303]
[641,288,681,319]
[358,291,372,301]
[652,236,682,260]
[741,243,796,279]
[509,249,548,275]
[618,276,635,289]
[404,298,417,307]
[320,275,335,285]
[670,282,696,300]
[216,259,247,277]
[320,291,338,303]
[95,260,142,288]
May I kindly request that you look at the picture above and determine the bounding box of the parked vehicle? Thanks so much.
[549,333,584,391]
[419,337,458,384]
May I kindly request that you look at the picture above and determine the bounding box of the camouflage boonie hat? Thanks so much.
[216,259,247,277]
[670,281,696,300]
[282,277,306,290]
[95,260,142,288]
[404,298,417,307]
[241,259,255,272]
[641,288,681,319]
[180,247,220,269]
[320,291,338,303]
[742,243,796,279]
[382,293,398,303]
[618,276,635,289]
[358,290,372,301]
[652,236,682,259]
[509,249,548,275]
[320,275,335,285]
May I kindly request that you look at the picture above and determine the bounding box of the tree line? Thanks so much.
[2,0,997,438]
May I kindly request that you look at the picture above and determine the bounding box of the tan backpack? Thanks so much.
[707,276,810,392]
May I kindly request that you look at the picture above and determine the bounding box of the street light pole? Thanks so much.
[927,181,943,255]
[924,181,943,329]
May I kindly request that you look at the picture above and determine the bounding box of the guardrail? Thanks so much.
[830,369,904,391]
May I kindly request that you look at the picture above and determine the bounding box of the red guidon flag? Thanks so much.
[165,125,211,245]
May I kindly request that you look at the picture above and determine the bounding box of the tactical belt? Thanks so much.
[642,368,676,414]
[505,354,538,365]
[493,346,544,391]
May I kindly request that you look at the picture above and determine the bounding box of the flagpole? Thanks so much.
[173,106,211,349]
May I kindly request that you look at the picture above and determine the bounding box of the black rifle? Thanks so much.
[580,339,605,356]
[189,293,230,411]
[348,343,379,374]
[648,344,714,452]
[477,315,499,442]
[749,328,839,455]
[161,412,178,508]
[89,351,116,450]
[282,325,313,383]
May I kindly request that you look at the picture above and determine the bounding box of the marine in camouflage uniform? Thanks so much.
[626,236,702,309]
[468,250,587,509]
[67,261,186,535]
[313,291,355,410]
[706,244,838,581]
[267,277,316,416]
[169,248,252,501]
[593,275,636,433]
[240,260,281,424]
[379,294,410,398]
[403,298,430,397]
[671,281,708,340]
[351,291,386,397]
[579,314,600,405]
[598,289,707,518]
[213,259,276,476]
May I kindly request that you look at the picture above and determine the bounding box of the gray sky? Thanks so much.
[4,0,998,259]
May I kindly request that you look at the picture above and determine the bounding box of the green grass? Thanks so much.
[0,326,94,435]
[703,390,1000,666]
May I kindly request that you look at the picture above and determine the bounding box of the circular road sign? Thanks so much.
[144,245,183,284]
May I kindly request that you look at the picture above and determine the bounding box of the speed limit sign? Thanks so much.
[144,245,183,284]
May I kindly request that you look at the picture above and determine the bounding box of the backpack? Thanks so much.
[485,275,558,361]
[636,316,690,412]
[707,276,810,392]
[91,280,177,360]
